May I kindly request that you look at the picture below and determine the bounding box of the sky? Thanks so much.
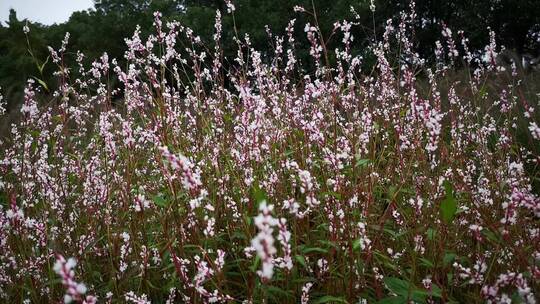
[1,0,94,25]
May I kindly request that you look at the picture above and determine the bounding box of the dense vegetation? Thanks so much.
[1,0,539,113]
[0,1,539,303]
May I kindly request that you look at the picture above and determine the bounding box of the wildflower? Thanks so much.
[119,232,131,273]
[301,282,314,304]
[356,222,372,251]
[275,218,293,270]
[225,0,235,13]
[317,258,329,275]
[0,87,4,116]
[159,146,202,191]
[215,249,226,272]
[53,255,97,304]
[134,193,151,212]
[250,201,278,280]
[125,291,151,304]
[529,122,540,140]
[369,0,376,12]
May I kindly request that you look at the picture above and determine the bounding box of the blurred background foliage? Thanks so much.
[0,0,539,111]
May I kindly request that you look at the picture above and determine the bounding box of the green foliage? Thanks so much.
[313,295,349,303]
[440,180,457,224]
[152,194,169,207]
[2,0,539,118]
[383,277,411,297]
[382,277,442,303]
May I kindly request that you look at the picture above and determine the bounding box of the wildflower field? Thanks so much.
[1,2,539,303]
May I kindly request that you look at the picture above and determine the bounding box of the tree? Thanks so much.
[0,10,51,109]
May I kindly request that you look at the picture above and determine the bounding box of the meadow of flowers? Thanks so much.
[0,2,539,303]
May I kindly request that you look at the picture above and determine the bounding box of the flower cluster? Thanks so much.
[0,1,538,303]
[53,255,96,304]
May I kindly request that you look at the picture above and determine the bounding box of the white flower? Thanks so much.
[66,258,77,270]
[225,0,235,13]
[250,201,278,280]
[64,295,73,303]
[529,122,540,140]
[369,0,376,12]
[76,283,87,294]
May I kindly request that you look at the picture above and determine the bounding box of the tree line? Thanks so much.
[1,0,539,110]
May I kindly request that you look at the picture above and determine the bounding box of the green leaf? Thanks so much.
[183,244,200,250]
[373,251,398,271]
[250,256,261,273]
[313,295,349,304]
[355,158,371,168]
[440,180,457,223]
[383,277,410,296]
[353,239,361,251]
[0,192,8,208]
[510,291,526,304]
[252,184,267,206]
[265,285,293,298]
[376,296,407,304]
[443,252,457,266]
[412,285,443,299]
[482,229,501,244]
[383,228,399,239]
[388,185,398,199]
[430,284,443,298]
[32,76,49,91]
[318,240,338,249]
[231,231,247,240]
[295,255,307,269]
[37,55,49,74]
[152,194,169,207]
[426,228,437,240]
[419,257,434,268]
[301,247,328,254]
[284,149,295,157]
[410,290,428,302]
[146,279,162,290]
